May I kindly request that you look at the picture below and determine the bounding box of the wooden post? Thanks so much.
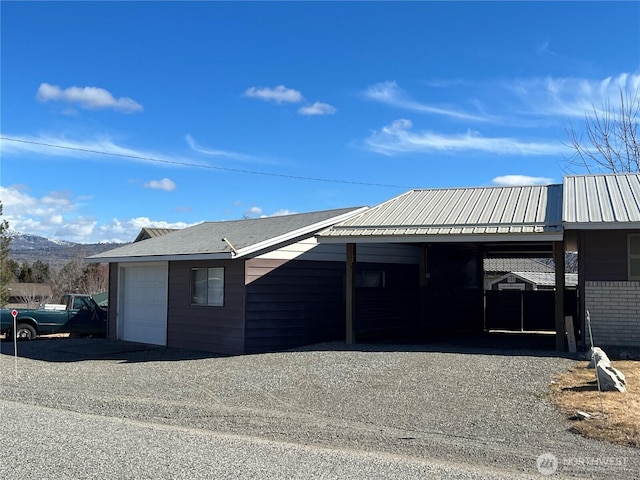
[419,246,427,288]
[420,245,427,335]
[565,316,577,353]
[346,243,356,344]
[554,241,565,352]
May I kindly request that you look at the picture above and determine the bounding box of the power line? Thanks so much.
[0,136,416,189]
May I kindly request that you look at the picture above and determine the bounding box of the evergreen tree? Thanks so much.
[32,260,51,283]
[0,202,12,307]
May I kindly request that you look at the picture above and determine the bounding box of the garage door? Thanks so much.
[120,262,168,346]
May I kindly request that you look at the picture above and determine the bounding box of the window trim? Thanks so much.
[190,267,225,306]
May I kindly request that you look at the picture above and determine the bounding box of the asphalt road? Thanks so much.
[1,399,545,480]
[0,338,638,479]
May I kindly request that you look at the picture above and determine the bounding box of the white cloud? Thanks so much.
[512,73,640,118]
[365,119,567,156]
[36,83,143,113]
[364,81,490,122]
[492,175,555,187]
[0,185,195,243]
[298,102,337,116]
[266,209,295,217]
[243,206,263,218]
[243,206,295,219]
[185,134,254,161]
[95,217,197,243]
[143,178,177,191]
[243,85,303,104]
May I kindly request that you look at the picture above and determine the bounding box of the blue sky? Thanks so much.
[1,1,639,243]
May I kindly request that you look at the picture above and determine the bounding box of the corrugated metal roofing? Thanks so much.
[489,271,578,288]
[134,228,178,243]
[320,185,563,241]
[87,207,365,262]
[483,258,555,274]
[563,173,640,228]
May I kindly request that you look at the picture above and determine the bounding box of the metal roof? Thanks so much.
[489,271,578,288]
[563,173,640,229]
[87,207,366,263]
[134,228,178,243]
[319,184,563,243]
[484,258,555,274]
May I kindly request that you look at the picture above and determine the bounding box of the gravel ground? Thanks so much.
[0,338,639,479]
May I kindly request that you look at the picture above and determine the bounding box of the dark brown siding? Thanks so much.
[107,263,118,340]
[167,260,245,355]
[582,230,632,281]
[245,259,345,353]
[354,262,421,340]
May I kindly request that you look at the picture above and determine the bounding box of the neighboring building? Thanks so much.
[7,283,53,308]
[564,173,640,350]
[92,291,109,307]
[488,271,578,291]
[87,207,421,355]
[483,257,555,290]
[133,228,178,243]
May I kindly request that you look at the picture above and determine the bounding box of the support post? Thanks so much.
[554,241,566,352]
[419,246,427,288]
[346,243,356,344]
[419,245,427,332]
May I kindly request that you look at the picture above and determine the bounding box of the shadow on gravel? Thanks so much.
[292,332,584,360]
[0,337,226,363]
[0,331,582,364]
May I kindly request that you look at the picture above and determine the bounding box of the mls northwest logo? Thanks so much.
[536,453,559,475]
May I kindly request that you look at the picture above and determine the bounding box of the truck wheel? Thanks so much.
[15,324,37,340]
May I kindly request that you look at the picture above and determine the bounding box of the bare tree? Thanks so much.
[49,257,109,300]
[49,257,84,300]
[564,88,640,173]
[18,284,53,308]
[79,263,109,295]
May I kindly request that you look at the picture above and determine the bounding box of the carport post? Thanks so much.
[346,243,356,344]
[554,241,565,351]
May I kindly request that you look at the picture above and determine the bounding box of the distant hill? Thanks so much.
[6,230,126,269]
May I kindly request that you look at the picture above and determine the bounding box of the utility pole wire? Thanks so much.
[0,136,418,190]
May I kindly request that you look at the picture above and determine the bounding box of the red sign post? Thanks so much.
[11,309,18,378]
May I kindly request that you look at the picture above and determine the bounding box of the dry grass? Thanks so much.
[550,360,640,448]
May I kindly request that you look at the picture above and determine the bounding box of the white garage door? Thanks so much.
[120,262,168,346]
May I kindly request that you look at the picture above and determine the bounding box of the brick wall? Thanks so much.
[585,281,640,348]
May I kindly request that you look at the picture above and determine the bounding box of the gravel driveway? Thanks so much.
[0,338,638,479]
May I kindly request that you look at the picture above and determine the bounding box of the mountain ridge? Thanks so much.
[6,230,127,268]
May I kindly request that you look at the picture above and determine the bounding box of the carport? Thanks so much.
[318,184,570,351]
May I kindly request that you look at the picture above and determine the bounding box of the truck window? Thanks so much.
[72,297,90,310]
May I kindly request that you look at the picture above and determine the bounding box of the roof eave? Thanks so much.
[234,207,369,258]
[317,232,564,244]
[86,252,234,263]
[563,221,640,230]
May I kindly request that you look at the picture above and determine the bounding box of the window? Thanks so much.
[191,267,224,306]
[629,234,640,280]
[356,270,385,288]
